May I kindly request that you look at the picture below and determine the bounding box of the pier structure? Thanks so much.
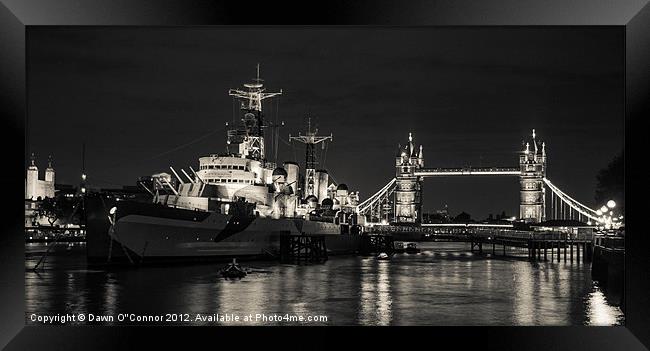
[367,223,594,262]
[279,234,328,263]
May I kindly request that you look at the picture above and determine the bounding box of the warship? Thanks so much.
[85,66,363,265]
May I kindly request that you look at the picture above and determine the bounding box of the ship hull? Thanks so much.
[85,194,361,265]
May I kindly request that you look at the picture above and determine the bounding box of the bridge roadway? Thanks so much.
[413,167,521,177]
[364,224,594,261]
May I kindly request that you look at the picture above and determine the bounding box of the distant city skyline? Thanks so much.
[27,27,624,218]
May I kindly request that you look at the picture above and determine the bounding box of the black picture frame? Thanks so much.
[1,1,648,349]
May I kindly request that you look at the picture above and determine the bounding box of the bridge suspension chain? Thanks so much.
[356,177,600,224]
[356,178,396,216]
[543,178,599,221]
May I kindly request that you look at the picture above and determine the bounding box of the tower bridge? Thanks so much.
[357,130,601,226]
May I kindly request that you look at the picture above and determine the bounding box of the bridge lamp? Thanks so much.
[600,206,609,213]
[607,200,616,209]
[596,210,603,216]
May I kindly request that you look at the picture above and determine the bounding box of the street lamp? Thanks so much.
[600,206,608,213]
[607,200,616,209]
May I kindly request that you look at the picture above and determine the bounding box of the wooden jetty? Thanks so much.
[365,224,594,262]
[279,235,328,264]
[468,231,593,262]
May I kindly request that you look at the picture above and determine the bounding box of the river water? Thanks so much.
[25,242,624,326]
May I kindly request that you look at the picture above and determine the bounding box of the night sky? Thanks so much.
[27,27,624,219]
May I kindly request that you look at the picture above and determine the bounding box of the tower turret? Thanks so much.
[394,132,423,224]
[532,128,538,158]
[45,155,55,183]
[26,153,39,200]
[519,129,546,223]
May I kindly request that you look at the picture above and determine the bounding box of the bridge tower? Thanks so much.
[394,133,424,224]
[519,129,546,223]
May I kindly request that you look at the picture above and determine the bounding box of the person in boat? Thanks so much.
[221,258,247,278]
[377,252,391,260]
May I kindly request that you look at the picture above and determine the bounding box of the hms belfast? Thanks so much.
[85,67,363,265]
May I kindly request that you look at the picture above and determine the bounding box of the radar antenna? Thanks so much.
[289,117,333,198]
[226,64,282,161]
[228,63,282,112]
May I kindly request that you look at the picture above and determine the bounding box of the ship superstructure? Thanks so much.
[151,66,361,223]
[85,66,363,264]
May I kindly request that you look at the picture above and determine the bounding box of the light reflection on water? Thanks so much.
[585,287,625,325]
[24,242,624,326]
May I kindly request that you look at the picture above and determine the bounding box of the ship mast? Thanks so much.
[289,117,332,199]
[228,64,282,161]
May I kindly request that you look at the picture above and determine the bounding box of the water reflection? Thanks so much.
[25,242,623,326]
[357,258,392,325]
[103,274,118,320]
[513,262,535,325]
[376,260,392,325]
[585,285,625,326]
